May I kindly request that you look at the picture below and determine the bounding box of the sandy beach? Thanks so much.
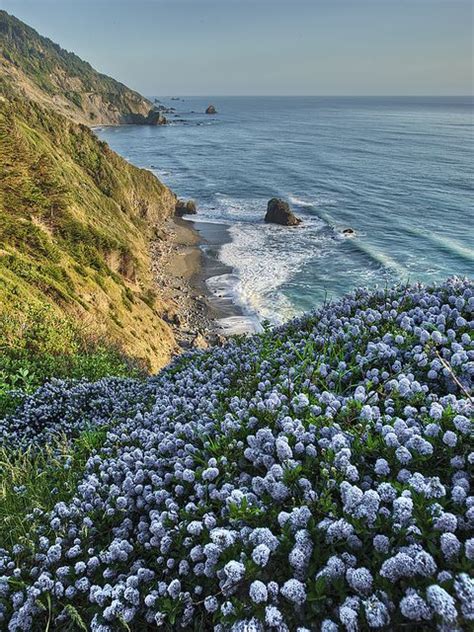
[150,216,249,351]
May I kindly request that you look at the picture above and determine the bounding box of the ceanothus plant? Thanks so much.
[0,278,473,631]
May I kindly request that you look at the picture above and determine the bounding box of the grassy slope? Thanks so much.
[0,10,153,125]
[0,86,177,372]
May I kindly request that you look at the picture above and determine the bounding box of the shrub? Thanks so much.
[0,279,472,631]
[0,301,143,416]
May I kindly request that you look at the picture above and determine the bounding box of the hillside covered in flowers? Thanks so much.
[0,278,473,631]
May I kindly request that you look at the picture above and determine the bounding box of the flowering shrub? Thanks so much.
[0,278,473,631]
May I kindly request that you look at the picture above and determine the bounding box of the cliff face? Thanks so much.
[0,12,183,371]
[0,91,178,370]
[0,10,154,125]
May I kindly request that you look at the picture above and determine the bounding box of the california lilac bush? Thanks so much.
[0,377,157,448]
[0,278,473,630]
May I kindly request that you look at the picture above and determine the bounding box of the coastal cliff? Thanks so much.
[0,91,179,370]
[0,10,157,125]
[0,11,191,371]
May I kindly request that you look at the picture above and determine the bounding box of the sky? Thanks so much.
[2,0,473,96]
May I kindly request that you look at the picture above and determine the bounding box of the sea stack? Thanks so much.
[264,198,302,226]
[205,105,217,114]
[146,110,167,125]
[175,199,197,216]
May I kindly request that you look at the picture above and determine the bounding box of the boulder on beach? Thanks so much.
[192,332,208,349]
[175,199,197,216]
[205,104,217,114]
[264,198,302,226]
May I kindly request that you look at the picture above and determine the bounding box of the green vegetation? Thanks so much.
[0,10,152,124]
[0,11,185,566]
[0,428,108,549]
[0,300,147,551]
[0,300,143,417]
[0,11,181,375]
[0,280,472,630]
[0,88,177,371]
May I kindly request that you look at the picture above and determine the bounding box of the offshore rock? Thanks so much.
[146,110,167,125]
[175,199,197,216]
[205,104,217,114]
[264,198,302,226]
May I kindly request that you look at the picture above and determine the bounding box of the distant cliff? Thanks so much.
[0,10,155,125]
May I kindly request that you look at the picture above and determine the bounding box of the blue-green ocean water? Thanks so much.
[97,96,473,327]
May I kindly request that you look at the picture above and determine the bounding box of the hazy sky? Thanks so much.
[2,0,473,96]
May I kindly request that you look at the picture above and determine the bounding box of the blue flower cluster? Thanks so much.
[0,377,157,449]
[1,278,473,630]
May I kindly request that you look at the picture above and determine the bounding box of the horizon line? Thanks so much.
[148,94,474,99]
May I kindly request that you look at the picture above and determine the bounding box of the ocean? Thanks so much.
[97,96,474,331]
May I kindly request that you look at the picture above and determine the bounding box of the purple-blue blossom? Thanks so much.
[0,279,472,630]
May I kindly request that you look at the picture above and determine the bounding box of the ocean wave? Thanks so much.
[217,222,325,323]
[97,97,472,323]
[346,238,407,277]
[199,195,349,324]
[205,273,262,335]
[288,195,315,207]
[205,194,332,228]
[403,227,474,264]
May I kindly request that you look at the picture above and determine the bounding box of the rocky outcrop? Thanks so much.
[156,104,176,114]
[264,198,302,226]
[146,110,167,125]
[192,332,208,349]
[205,105,217,114]
[175,199,197,216]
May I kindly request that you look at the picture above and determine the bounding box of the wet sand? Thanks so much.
[190,220,261,335]
[150,216,251,351]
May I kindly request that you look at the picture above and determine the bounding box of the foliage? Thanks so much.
[0,87,176,370]
[0,279,472,631]
[0,428,108,549]
[0,300,144,417]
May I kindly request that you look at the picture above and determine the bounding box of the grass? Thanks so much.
[0,301,146,548]
[0,281,471,630]
[0,299,145,417]
[0,427,108,549]
[0,84,176,371]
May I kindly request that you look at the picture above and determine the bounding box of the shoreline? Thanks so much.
[191,220,263,336]
[150,216,253,352]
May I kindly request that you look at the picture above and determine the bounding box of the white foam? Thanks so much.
[200,194,407,326]
[289,195,337,208]
[195,194,267,226]
[215,315,262,336]
[288,195,315,207]
[206,272,236,292]
[206,273,262,335]
[217,221,325,324]
[197,195,344,327]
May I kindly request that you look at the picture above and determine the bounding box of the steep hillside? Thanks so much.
[0,279,472,630]
[0,88,178,371]
[0,10,155,125]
